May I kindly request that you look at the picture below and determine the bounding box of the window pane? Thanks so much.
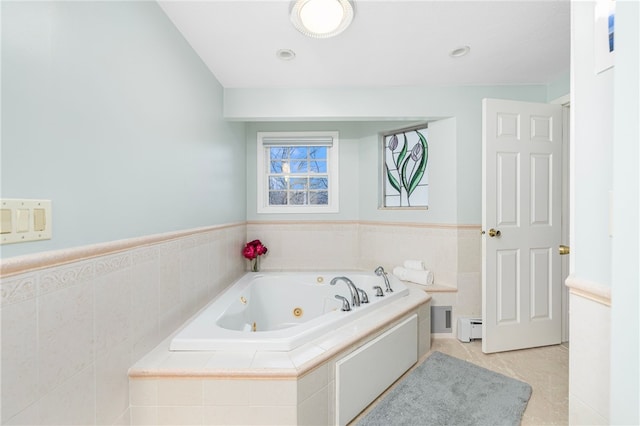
[269,191,287,205]
[310,191,328,205]
[289,147,307,159]
[269,177,287,190]
[269,147,288,159]
[270,161,283,173]
[289,192,307,205]
[309,146,327,159]
[290,178,307,190]
[309,177,328,189]
[309,160,327,173]
[290,161,307,173]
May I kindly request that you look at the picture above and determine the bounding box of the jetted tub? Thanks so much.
[169,271,410,351]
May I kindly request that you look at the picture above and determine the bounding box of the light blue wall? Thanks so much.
[1,1,246,258]
[547,71,571,101]
[246,121,414,221]
[231,85,552,224]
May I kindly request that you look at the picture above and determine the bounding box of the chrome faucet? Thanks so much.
[357,288,369,304]
[334,295,351,311]
[374,266,393,293]
[330,276,361,307]
[373,285,384,297]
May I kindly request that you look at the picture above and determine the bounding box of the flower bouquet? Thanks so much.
[242,239,268,272]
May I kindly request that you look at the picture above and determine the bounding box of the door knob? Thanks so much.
[488,228,501,237]
[559,245,570,255]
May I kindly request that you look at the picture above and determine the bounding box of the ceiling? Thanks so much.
[158,0,570,89]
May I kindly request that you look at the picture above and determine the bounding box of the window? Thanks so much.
[257,131,339,213]
[381,124,429,208]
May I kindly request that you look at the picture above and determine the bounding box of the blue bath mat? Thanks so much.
[355,351,532,426]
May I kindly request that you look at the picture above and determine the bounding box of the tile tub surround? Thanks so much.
[247,221,482,339]
[247,221,482,288]
[247,221,482,291]
[0,223,246,426]
[128,285,431,426]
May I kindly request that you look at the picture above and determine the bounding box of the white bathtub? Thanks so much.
[169,271,410,351]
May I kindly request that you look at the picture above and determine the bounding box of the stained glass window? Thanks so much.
[382,125,429,208]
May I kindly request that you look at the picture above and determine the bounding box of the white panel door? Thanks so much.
[482,98,563,353]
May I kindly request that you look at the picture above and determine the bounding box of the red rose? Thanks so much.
[242,244,256,260]
[243,239,268,263]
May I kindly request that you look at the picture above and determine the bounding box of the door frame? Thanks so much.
[551,94,571,342]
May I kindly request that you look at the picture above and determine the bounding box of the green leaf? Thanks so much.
[400,155,411,192]
[407,131,429,196]
[396,133,408,169]
[385,163,401,193]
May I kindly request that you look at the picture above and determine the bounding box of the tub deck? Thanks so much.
[128,284,431,426]
[129,284,430,379]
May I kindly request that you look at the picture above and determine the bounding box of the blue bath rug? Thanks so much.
[355,351,532,426]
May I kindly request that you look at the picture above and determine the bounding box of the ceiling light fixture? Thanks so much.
[291,0,354,39]
[450,46,471,58]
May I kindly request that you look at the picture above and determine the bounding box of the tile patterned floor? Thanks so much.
[352,338,569,425]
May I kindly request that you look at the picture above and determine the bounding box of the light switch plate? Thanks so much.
[0,199,52,245]
[16,209,30,233]
[0,209,12,234]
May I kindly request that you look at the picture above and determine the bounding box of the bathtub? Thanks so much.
[169,271,410,351]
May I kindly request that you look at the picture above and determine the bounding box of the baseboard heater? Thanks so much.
[457,317,482,342]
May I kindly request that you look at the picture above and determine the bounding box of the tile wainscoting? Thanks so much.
[1,220,479,425]
[565,276,611,425]
[0,224,246,425]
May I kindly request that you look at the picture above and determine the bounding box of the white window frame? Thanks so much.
[257,131,339,214]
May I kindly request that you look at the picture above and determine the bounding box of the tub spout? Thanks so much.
[330,276,361,307]
[374,266,393,293]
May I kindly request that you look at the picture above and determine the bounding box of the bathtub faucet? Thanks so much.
[334,295,351,311]
[357,288,369,304]
[374,266,393,293]
[330,276,361,307]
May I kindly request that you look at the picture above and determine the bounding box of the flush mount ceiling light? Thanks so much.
[449,46,471,58]
[291,0,354,39]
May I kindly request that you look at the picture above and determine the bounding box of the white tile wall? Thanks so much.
[0,224,246,426]
[247,222,481,292]
[358,223,459,287]
[246,222,359,271]
[569,291,611,424]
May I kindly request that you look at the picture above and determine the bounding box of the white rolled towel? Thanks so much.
[393,266,434,286]
[403,259,425,270]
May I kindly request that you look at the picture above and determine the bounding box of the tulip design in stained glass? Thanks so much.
[383,128,429,208]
